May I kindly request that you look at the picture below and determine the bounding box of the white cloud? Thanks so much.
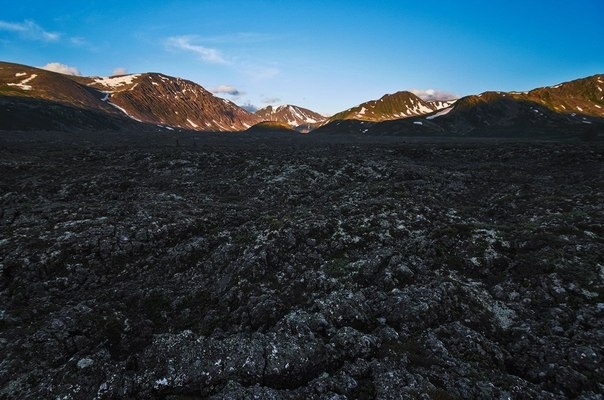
[0,20,60,42]
[211,85,244,96]
[411,89,458,101]
[165,36,228,64]
[40,62,81,76]
[112,67,128,76]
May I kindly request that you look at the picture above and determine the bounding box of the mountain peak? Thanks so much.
[255,104,326,132]
[326,90,450,124]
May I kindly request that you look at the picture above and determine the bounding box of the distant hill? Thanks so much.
[245,120,299,133]
[255,105,326,132]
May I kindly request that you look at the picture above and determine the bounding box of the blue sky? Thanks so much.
[1,0,603,115]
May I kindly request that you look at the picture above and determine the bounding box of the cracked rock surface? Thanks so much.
[1,131,603,399]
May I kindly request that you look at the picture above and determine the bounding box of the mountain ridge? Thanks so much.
[1,60,602,137]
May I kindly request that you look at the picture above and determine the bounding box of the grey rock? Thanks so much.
[1,134,602,399]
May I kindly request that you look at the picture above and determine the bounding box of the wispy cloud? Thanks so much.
[70,36,86,46]
[262,97,281,104]
[411,89,458,101]
[40,62,80,76]
[165,36,228,64]
[0,19,60,42]
[196,32,275,44]
[164,33,280,81]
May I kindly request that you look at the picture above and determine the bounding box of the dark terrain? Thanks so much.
[0,130,603,399]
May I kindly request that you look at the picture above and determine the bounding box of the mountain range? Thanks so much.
[1,61,603,137]
[316,76,604,137]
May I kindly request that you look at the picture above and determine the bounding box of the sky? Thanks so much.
[1,0,603,115]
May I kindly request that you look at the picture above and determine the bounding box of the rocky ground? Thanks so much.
[0,131,603,399]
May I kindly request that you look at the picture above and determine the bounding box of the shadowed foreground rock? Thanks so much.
[0,132,603,399]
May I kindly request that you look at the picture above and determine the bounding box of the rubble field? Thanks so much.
[1,131,603,399]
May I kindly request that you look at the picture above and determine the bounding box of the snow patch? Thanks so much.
[108,102,142,122]
[413,121,423,126]
[431,100,456,110]
[426,107,452,120]
[94,74,141,89]
[576,106,584,112]
[15,72,27,77]
[7,74,37,91]
[416,103,433,114]
[186,118,199,128]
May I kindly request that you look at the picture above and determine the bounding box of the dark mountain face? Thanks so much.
[0,96,137,131]
[0,62,260,132]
